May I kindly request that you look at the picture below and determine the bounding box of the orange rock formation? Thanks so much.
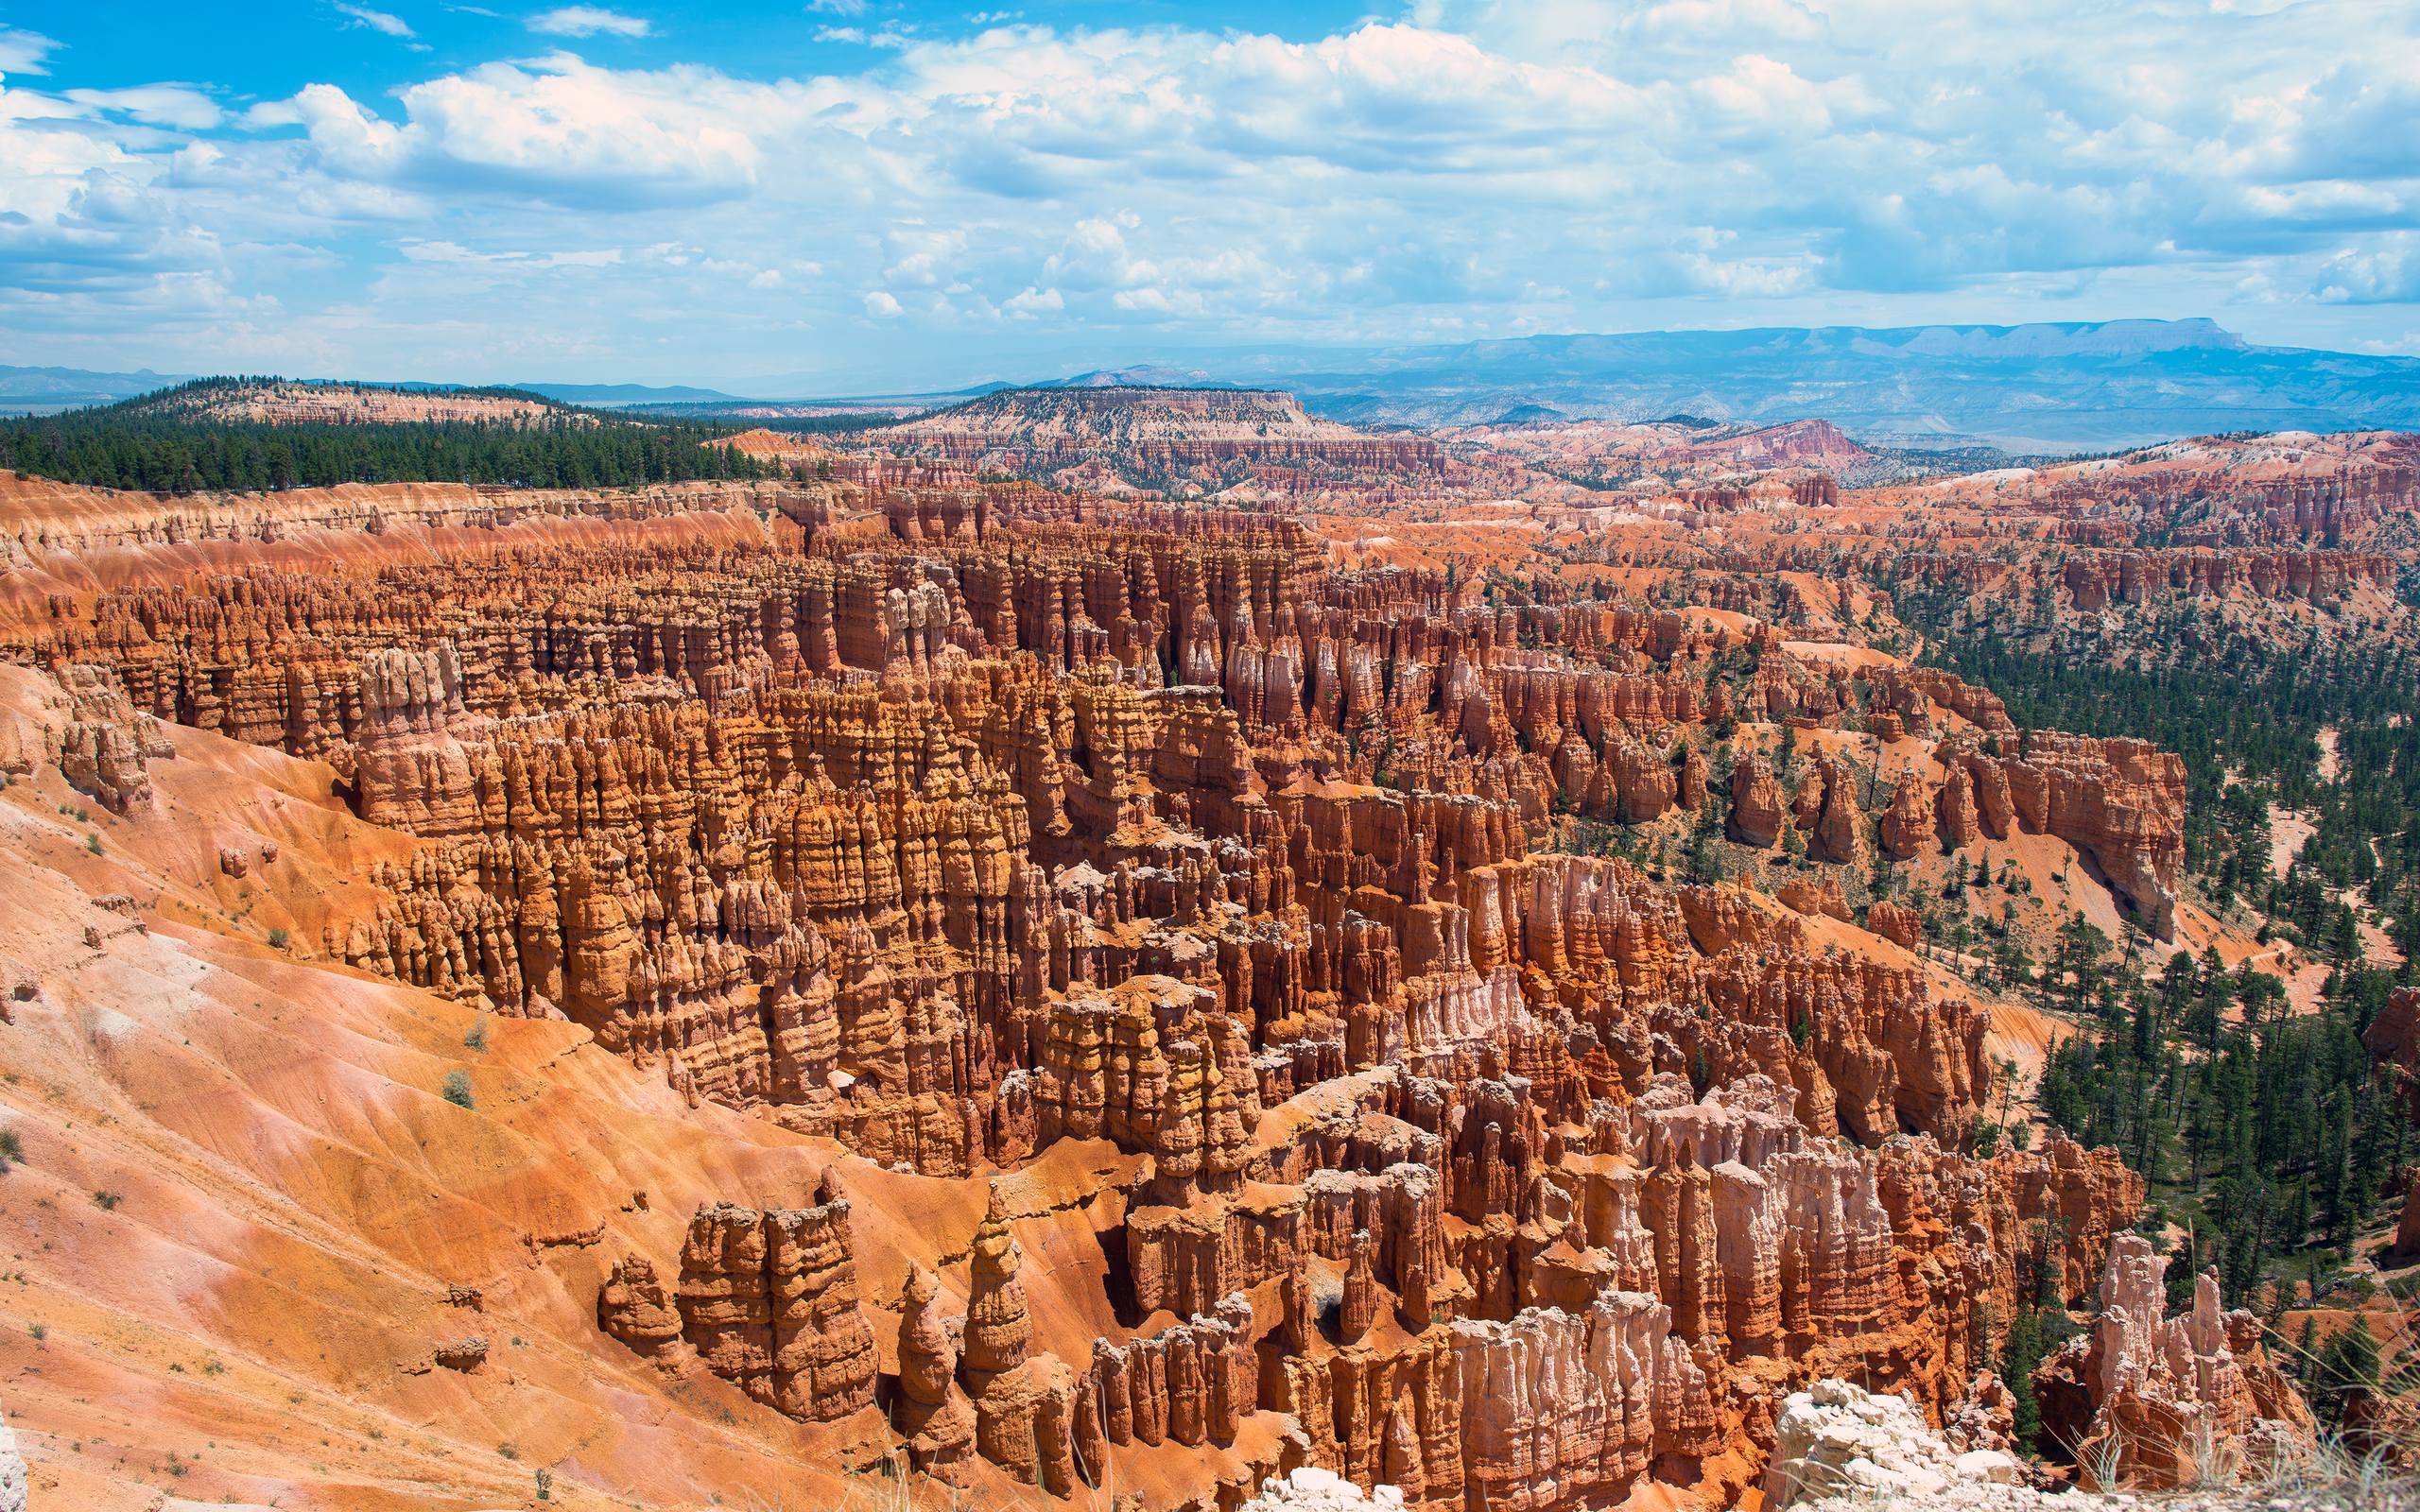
[2035,1235,2316,1488]
[0,458,2250,1511]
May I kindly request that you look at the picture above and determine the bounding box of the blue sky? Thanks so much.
[2,0,2416,391]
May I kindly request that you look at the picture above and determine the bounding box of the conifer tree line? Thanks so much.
[1900,578,2420,953]
[0,378,778,492]
[1892,576,2420,1430]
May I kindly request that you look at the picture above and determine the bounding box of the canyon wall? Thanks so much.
[0,475,2192,1509]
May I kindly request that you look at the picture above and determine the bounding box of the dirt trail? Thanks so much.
[2268,803,2316,880]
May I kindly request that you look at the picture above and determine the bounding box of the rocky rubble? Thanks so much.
[1765,1379,2020,1508]
[1239,1466,1406,1512]
[1786,1477,2414,1512]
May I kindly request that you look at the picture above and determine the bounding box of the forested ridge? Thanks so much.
[1893,576,2420,1426]
[0,377,777,492]
[1910,593,2420,943]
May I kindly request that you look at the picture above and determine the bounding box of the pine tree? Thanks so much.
[1999,1306,2048,1451]
[2311,1317,2380,1428]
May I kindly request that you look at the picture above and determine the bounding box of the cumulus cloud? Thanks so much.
[5,0,2419,377]
[528,7,652,38]
[2313,235,2420,304]
[0,77,238,344]
[1692,54,1837,139]
[268,57,789,208]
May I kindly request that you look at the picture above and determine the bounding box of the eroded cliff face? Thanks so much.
[599,1172,879,1422]
[2,500,2170,1146]
[0,480,2188,1510]
[2035,1236,2316,1490]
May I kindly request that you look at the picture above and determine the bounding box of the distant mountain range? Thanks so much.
[1090,319,2420,451]
[0,364,195,415]
[9,320,2416,449]
[511,382,745,407]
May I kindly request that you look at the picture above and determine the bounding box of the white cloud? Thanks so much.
[1635,0,1823,43]
[528,7,652,38]
[6,1,2420,378]
[333,3,416,39]
[398,238,624,269]
[0,26,60,75]
[806,0,866,12]
[269,57,789,207]
[66,85,224,131]
[1693,54,1835,137]
[2313,235,2420,304]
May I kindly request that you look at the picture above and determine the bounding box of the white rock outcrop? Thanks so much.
[1,1400,25,1512]
[1237,1467,1406,1512]
[1764,1378,2019,1510]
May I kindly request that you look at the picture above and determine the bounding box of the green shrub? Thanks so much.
[441,1071,475,1109]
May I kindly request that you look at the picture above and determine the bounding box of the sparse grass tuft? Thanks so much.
[2253,1427,2420,1512]
[2187,1413,2240,1488]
